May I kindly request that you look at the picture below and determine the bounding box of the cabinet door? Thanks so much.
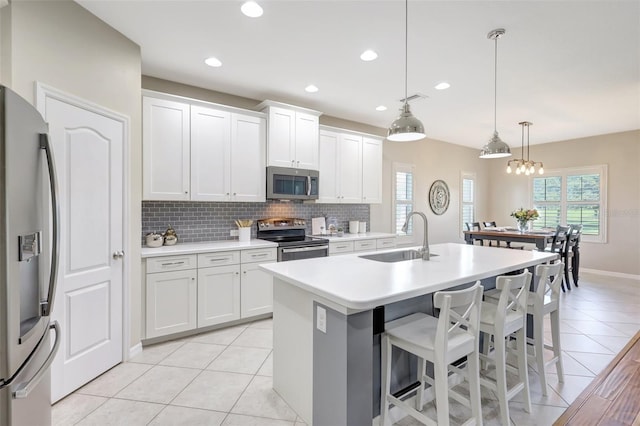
[241,263,273,317]
[338,133,363,203]
[231,114,266,202]
[295,112,319,169]
[198,265,241,328]
[190,105,231,201]
[143,97,190,200]
[146,269,197,338]
[267,106,296,168]
[318,130,340,203]
[362,137,383,204]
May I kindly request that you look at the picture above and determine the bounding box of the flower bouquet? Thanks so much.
[510,208,539,232]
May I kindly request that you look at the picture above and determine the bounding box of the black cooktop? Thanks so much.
[256,218,328,246]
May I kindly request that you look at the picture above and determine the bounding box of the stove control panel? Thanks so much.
[257,218,306,229]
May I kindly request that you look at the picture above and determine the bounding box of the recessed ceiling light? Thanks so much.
[241,1,263,17]
[204,57,222,67]
[434,82,451,90]
[305,84,319,93]
[360,50,378,61]
[376,105,387,111]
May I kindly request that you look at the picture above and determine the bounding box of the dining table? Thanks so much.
[464,227,555,251]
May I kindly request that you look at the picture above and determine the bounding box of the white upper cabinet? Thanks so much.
[143,92,266,202]
[143,96,191,200]
[318,127,382,204]
[362,136,383,204]
[259,101,321,170]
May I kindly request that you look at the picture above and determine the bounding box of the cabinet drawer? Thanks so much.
[354,240,377,252]
[376,238,397,250]
[147,255,197,273]
[329,241,354,255]
[198,251,240,267]
[241,248,277,264]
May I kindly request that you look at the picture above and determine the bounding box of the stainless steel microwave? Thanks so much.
[267,166,319,200]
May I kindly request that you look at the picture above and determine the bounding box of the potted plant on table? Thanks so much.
[511,208,539,232]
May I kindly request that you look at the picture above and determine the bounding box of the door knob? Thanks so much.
[112,251,124,259]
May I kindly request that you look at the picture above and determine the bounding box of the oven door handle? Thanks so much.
[281,245,329,254]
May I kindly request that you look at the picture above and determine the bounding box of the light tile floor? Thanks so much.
[53,272,639,426]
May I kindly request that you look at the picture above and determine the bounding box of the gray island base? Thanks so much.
[260,243,557,425]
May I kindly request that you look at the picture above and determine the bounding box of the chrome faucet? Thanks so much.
[401,211,430,260]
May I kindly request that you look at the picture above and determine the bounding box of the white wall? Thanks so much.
[488,130,640,276]
[3,1,143,347]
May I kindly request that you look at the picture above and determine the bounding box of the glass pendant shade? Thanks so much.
[387,103,425,142]
[479,131,511,158]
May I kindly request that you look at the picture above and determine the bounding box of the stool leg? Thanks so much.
[533,312,548,396]
[550,310,564,383]
[416,357,425,411]
[434,354,450,426]
[516,328,532,413]
[467,349,483,425]
[564,261,572,291]
[481,331,491,370]
[380,335,391,426]
[494,335,510,426]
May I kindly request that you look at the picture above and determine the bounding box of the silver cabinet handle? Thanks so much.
[161,261,185,266]
[251,253,269,258]
[281,245,329,254]
[208,257,230,262]
[39,134,59,317]
[112,251,125,259]
[13,322,60,399]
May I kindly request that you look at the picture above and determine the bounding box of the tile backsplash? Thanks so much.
[142,201,370,244]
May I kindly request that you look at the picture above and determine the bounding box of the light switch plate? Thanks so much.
[230,229,239,237]
[317,306,326,333]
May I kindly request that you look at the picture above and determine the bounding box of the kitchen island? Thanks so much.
[260,243,557,426]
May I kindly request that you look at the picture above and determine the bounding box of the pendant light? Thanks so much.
[479,28,511,158]
[387,0,425,142]
[506,121,544,175]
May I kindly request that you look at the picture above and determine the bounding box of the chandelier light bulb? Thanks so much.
[516,168,521,175]
[529,165,535,174]
[538,167,544,175]
[506,165,512,174]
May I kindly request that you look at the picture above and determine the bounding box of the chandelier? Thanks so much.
[506,121,544,175]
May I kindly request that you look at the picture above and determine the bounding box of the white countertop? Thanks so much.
[141,239,278,258]
[260,243,558,310]
[317,232,396,242]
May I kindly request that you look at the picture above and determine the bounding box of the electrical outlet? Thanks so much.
[317,306,326,333]
[230,229,239,237]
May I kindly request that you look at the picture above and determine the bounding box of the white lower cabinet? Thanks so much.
[241,263,273,317]
[197,265,241,328]
[145,247,276,339]
[146,269,197,339]
[329,237,397,256]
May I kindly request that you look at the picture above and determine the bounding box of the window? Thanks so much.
[393,163,414,237]
[461,172,476,234]
[531,165,607,242]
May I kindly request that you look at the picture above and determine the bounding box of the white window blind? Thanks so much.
[531,165,607,242]
[393,164,414,236]
[461,173,476,235]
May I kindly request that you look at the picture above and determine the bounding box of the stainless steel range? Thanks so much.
[256,218,329,262]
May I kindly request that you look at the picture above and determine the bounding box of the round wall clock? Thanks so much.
[429,180,450,215]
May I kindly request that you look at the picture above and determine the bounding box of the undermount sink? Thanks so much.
[359,250,438,263]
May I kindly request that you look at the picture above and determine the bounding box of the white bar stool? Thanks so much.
[380,282,484,426]
[479,270,532,426]
[528,262,565,395]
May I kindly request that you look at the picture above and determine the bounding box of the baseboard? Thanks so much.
[581,268,640,281]
[128,342,143,360]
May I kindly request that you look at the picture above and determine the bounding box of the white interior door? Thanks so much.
[38,89,125,402]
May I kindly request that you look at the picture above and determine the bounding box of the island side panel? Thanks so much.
[273,278,314,424]
[313,302,373,426]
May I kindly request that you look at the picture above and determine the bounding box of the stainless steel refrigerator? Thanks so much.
[0,86,60,425]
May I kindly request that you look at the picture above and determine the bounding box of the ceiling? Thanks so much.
[78,0,640,149]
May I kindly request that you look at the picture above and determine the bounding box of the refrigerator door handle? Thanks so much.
[39,133,60,317]
[13,321,60,399]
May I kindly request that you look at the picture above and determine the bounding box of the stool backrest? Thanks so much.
[533,262,564,308]
[494,270,532,328]
[465,222,481,231]
[433,281,483,351]
[566,224,583,252]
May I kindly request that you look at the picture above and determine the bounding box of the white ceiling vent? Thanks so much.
[399,93,428,103]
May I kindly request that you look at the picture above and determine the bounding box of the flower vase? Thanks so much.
[517,221,528,233]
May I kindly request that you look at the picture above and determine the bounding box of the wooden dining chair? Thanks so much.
[564,225,583,289]
[465,222,484,246]
[545,225,571,291]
